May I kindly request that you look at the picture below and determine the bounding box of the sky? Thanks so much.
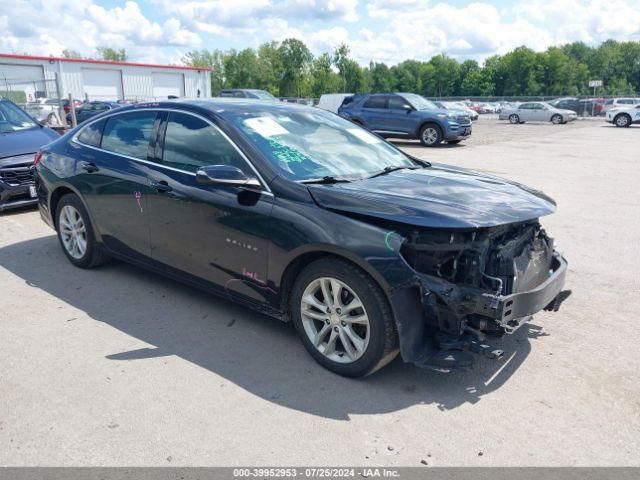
[1,0,639,66]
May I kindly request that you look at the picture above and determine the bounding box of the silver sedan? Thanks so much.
[499,102,578,124]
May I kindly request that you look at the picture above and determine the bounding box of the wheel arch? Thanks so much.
[277,246,395,319]
[614,112,632,126]
[416,120,443,138]
[49,184,101,241]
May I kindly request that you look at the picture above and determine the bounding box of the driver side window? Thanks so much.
[161,112,248,174]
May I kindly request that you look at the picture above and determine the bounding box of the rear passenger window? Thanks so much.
[77,119,105,147]
[101,111,157,159]
[363,96,386,109]
[161,112,248,174]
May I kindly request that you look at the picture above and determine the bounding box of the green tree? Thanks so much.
[62,49,82,59]
[256,41,283,95]
[96,47,127,62]
[342,59,366,92]
[428,54,460,97]
[500,46,543,95]
[332,43,351,92]
[311,53,341,97]
[369,62,394,92]
[224,48,259,88]
[278,38,313,96]
[183,49,227,95]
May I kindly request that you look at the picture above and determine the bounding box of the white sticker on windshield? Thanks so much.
[244,117,289,137]
[347,128,380,144]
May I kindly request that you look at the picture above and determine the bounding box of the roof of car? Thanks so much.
[221,89,266,92]
[123,98,312,116]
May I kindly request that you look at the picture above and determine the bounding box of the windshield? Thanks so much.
[0,101,39,133]
[225,107,414,181]
[247,90,277,100]
[400,93,438,111]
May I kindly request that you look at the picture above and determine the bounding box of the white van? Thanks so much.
[316,93,354,113]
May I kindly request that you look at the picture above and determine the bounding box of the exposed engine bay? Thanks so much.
[388,220,569,371]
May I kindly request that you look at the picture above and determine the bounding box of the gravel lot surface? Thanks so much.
[1,117,639,466]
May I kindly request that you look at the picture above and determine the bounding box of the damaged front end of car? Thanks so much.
[388,220,569,371]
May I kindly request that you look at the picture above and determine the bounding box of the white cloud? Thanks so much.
[355,0,640,64]
[1,0,639,66]
[0,0,200,63]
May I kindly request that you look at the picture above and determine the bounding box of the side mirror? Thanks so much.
[196,165,261,188]
[404,104,413,112]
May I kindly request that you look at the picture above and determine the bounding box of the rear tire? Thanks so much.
[55,194,110,269]
[509,114,520,124]
[614,114,631,128]
[419,124,443,147]
[290,258,399,377]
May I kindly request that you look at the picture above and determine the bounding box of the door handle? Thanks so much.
[150,180,173,193]
[80,162,99,173]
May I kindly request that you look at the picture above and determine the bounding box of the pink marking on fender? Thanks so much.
[133,191,143,213]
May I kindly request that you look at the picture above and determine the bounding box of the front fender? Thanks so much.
[267,197,417,296]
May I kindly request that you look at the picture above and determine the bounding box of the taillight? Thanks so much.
[34,151,43,167]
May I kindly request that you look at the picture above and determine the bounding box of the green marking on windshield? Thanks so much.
[267,138,309,164]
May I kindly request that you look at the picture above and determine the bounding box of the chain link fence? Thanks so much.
[0,77,67,127]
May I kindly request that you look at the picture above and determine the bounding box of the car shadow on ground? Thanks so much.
[391,140,465,149]
[1,235,549,420]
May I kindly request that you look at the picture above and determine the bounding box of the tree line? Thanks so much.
[182,39,640,98]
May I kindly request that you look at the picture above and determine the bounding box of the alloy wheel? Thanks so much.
[422,127,438,145]
[616,115,629,127]
[300,277,370,363]
[59,205,87,259]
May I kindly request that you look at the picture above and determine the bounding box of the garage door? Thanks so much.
[152,72,184,99]
[0,64,46,101]
[82,68,123,101]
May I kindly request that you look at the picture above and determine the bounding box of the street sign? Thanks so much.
[589,80,603,87]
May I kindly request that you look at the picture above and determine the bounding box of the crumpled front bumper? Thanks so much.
[389,251,569,372]
[470,252,567,329]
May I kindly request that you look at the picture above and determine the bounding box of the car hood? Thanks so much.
[0,127,59,161]
[307,165,556,229]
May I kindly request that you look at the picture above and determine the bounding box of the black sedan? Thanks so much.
[35,99,568,376]
[66,101,122,125]
[1,97,60,211]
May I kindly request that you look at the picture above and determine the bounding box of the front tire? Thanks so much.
[614,114,631,128]
[509,114,520,124]
[551,114,563,124]
[419,124,442,147]
[291,258,399,377]
[55,194,109,269]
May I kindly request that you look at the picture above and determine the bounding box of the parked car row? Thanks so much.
[498,102,578,124]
